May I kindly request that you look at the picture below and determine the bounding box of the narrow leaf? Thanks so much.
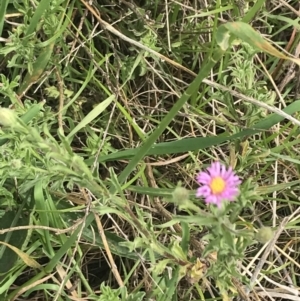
[66,94,115,142]
[18,43,54,95]
[217,22,300,66]
[0,241,42,269]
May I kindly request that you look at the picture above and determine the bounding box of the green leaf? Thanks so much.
[20,100,46,124]
[180,222,190,254]
[157,215,217,228]
[24,0,51,37]
[242,0,266,23]
[0,241,41,269]
[0,210,29,279]
[66,95,115,143]
[18,43,54,95]
[0,0,9,37]
[43,213,95,273]
[216,22,300,66]
[85,100,300,163]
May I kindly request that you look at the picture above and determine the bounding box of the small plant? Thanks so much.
[162,161,269,299]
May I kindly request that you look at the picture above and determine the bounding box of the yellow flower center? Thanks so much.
[210,177,226,194]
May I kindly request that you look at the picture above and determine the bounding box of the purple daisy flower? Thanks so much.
[196,162,241,208]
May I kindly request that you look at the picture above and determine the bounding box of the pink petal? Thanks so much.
[196,172,212,184]
[196,186,211,197]
[195,161,241,208]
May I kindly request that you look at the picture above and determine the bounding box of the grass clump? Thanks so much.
[0,0,300,300]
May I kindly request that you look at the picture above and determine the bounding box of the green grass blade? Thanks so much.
[128,179,300,198]
[20,100,46,124]
[0,210,29,278]
[66,94,115,143]
[0,0,9,37]
[242,0,266,23]
[24,0,51,37]
[44,213,94,273]
[114,48,225,187]
[18,42,54,95]
[34,181,54,255]
[217,22,300,66]
[87,100,300,163]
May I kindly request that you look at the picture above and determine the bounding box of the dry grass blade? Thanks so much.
[246,218,289,292]
[93,212,125,288]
